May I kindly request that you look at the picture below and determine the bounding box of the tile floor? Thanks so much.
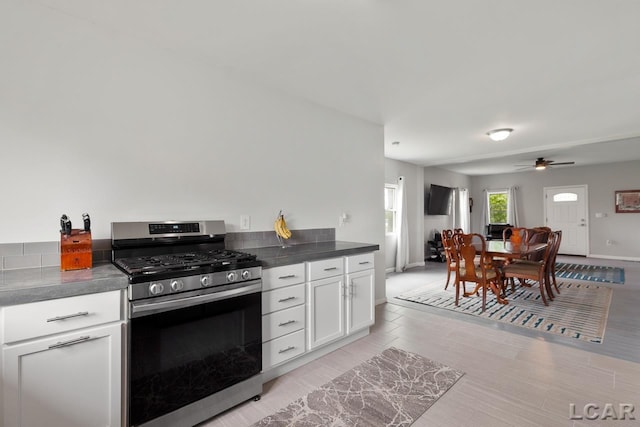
[205,256,640,426]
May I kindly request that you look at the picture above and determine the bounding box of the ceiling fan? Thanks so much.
[516,157,576,170]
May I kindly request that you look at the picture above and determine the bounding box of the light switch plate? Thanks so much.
[240,215,251,230]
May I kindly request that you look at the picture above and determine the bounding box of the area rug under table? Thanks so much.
[555,262,625,284]
[251,347,464,427]
[396,282,612,343]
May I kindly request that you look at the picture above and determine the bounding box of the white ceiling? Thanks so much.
[36,0,640,175]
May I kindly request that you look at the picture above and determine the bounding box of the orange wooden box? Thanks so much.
[60,229,93,271]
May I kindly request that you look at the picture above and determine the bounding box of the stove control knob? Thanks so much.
[149,282,164,295]
[227,272,237,282]
[170,280,184,292]
[200,275,210,287]
[241,270,251,280]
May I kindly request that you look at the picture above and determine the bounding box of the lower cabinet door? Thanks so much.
[307,276,345,350]
[346,269,375,334]
[2,322,122,427]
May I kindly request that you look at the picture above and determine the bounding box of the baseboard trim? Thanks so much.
[405,261,425,269]
[587,254,640,262]
[385,261,425,274]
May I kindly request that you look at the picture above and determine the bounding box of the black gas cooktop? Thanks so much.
[114,249,260,282]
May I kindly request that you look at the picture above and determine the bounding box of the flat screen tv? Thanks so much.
[426,184,453,215]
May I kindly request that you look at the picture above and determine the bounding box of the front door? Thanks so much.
[544,185,588,256]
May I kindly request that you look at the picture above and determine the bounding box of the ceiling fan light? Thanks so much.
[486,128,513,141]
[535,164,546,170]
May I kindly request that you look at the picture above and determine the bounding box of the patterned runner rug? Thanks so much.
[396,282,611,343]
[555,262,625,284]
[251,347,464,427]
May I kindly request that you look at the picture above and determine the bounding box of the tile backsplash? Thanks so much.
[225,228,335,250]
[0,239,111,271]
[0,228,335,270]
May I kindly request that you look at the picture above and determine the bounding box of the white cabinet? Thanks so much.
[1,291,123,427]
[307,274,345,350]
[261,263,306,370]
[307,253,375,350]
[345,253,375,334]
[306,257,346,349]
[345,269,375,334]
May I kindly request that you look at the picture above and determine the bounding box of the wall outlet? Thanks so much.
[606,239,614,246]
[338,212,349,227]
[240,215,251,230]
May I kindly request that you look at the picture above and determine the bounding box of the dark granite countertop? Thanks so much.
[243,241,379,268]
[0,263,129,306]
[0,241,378,306]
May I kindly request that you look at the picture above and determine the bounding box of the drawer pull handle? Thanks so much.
[358,261,370,265]
[278,296,296,303]
[278,274,297,279]
[46,311,90,322]
[48,335,91,349]
[323,267,338,271]
[278,346,296,354]
[278,320,296,327]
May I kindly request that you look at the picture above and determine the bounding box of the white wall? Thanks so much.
[384,158,424,270]
[423,167,471,242]
[0,1,387,298]
[470,160,640,260]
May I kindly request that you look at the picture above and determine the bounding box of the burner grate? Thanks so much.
[115,249,257,276]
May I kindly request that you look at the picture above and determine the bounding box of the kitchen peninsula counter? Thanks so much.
[243,240,379,268]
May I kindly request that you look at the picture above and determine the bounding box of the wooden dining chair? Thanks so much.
[453,233,501,312]
[441,229,457,290]
[526,229,550,261]
[501,232,557,306]
[546,230,562,296]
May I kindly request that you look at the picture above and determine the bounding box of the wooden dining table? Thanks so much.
[465,240,548,304]
[483,240,547,260]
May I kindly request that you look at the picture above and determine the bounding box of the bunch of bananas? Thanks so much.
[274,212,292,240]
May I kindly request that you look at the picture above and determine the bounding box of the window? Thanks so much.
[487,190,508,223]
[384,184,397,234]
[553,192,578,202]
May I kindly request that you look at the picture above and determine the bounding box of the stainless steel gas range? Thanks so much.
[111,220,262,427]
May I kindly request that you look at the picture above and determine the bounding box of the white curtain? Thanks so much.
[480,189,488,232]
[454,188,470,232]
[395,176,409,273]
[507,186,519,226]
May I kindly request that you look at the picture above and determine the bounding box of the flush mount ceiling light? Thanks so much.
[486,128,513,141]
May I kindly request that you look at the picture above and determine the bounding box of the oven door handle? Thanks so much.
[130,281,262,318]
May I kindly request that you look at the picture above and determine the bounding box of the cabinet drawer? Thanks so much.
[262,263,306,291]
[2,290,122,344]
[262,329,305,369]
[262,284,305,315]
[307,257,344,281]
[346,253,375,273]
[262,304,305,342]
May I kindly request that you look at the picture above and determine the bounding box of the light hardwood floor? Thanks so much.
[204,256,640,426]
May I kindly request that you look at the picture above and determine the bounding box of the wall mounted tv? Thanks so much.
[426,184,453,215]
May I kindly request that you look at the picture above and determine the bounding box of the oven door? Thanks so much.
[127,281,262,427]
